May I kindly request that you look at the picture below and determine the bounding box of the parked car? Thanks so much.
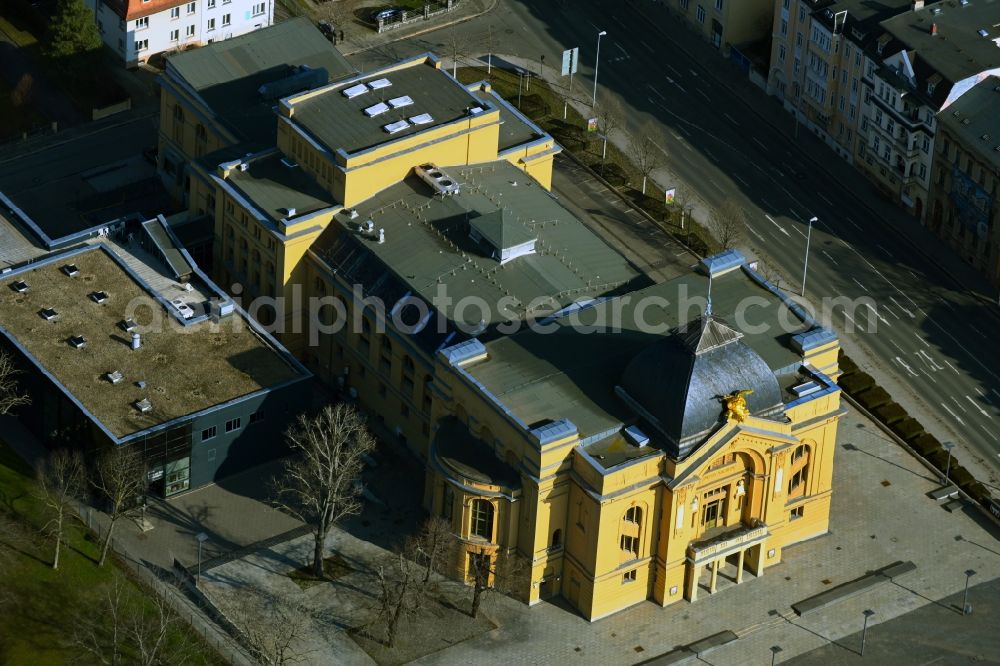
[371,7,401,23]
[169,298,195,320]
[317,20,334,38]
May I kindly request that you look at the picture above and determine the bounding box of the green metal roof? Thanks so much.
[163,18,356,145]
[224,151,337,223]
[313,160,640,329]
[469,208,535,251]
[464,269,808,439]
[290,59,489,155]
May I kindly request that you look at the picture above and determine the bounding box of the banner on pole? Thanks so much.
[587,117,598,132]
[561,47,579,76]
[664,188,676,205]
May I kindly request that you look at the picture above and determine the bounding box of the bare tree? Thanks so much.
[224,590,311,666]
[72,578,196,666]
[709,200,746,250]
[36,449,84,570]
[371,548,425,648]
[91,447,147,567]
[466,548,528,619]
[628,123,663,196]
[410,515,454,584]
[274,404,375,579]
[0,350,30,415]
[444,28,470,78]
[596,96,625,171]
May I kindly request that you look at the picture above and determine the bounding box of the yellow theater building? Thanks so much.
[154,21,843,620]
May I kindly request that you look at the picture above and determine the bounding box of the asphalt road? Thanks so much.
[347,0,1000,487]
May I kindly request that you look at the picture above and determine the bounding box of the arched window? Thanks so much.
[470,499,494,540]
[195,124,207,141]
[379,336,392,373]
[551,528,562,549]
[620,505,642,561]
[173,105,184,123]
[788,443,811,498]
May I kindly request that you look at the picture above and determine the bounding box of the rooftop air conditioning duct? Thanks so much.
[414,163,460,196]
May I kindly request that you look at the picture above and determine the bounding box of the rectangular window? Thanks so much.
[186,24,195,36]
[714,0,722,9]
[249,409,263,425]
[252,1,265,14]
[621,535,639,557]
[206,17,215,30]
[919,164,927,179]
[778,45,786,62]
[622,569,637,583]
[697,5,706,23]
[222,13,230,26]
[790,506,804,520]
[187,1,196,13]
[208,0,215,6]
[680,0,689,9]
[400,402,409,418]
[135,39,148,51]
[170,28,179,40]
[780,18,787,35]
[170,6,180,17]
[225,417,241,433]
[201,426,217,441]
[136,17,148,29]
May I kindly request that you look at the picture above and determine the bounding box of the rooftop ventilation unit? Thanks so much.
[383,119,410,134]
[468,106,484,115]
[791,381,822,398]
[284,206,297,217]
[90,291,108,304]
[61,264,80,278]
[68,335,86,349]
[210,299,235,319]
[40,307,58,321]
[106,370,124,384]
[11,280,28,293]
[280,157,298,169]
[134,398,153,414]
[978,28,989,37]
[388,95,413,109]
[343,83,369,99]
[414,163,461,196]
[624,425,650,448]
[364,102,390,117]
[120,318,137,332]
[131,333,141,350]
[410,113,433,125]
[368,78,392,90]
[237,162,249,172]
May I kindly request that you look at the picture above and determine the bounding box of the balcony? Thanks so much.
[688,520,769,564]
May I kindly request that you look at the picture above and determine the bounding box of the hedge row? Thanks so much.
[836,350,993,506]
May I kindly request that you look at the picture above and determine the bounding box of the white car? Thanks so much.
[169,298,195,320]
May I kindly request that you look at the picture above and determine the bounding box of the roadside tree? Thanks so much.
[91,447,147,567]
[36,449,85,570]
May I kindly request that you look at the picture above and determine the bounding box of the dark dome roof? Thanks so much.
[619,315,784,459]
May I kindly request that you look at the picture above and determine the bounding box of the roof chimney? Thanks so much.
[131,332,141,350]
[930,22,938,35]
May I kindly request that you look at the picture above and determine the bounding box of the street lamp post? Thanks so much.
[592,30,607,107]
[942,441,955,485]
[770,645,783,666]
[962,569,976,615]
[801,216,817,296]
[861,609,875,656]
[196,532,209,586]
[516,69,524,109]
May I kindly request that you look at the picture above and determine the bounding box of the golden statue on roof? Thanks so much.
[721,389,753,422]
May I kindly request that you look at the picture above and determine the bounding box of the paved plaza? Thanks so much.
[115,405,999,666]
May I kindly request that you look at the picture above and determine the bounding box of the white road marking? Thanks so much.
[841,310,862,331]
[821,250,838,265]
[689,68,699,76]
[975,386,988,400]
[913,332,930,348]
[882,304,900,320]
[936,296,955,311]
[745,222,766,242]
[697,89,710,101]
[724,113,739,126]
[734,174,750,187]
[864,302,890,327]
[648,83,666,100]
[641,40,654,53]
[752,137,768,151]
[966,395,990,417]
[845,217,861,230]
[944,359,960,374]
[889,296,915,318]
[614,43,629,58]
[970,324,987,339]
[764,214,791,237]
[891,340,905,353]
[923,369,938,384]
[894,356,919,377]
[917,349,943,370]
[951,396,967,413]
[940,402,966,425]
[877,244,894,258]
[666,64,682,77]
[817,192,833,206]
[852,277,868,293]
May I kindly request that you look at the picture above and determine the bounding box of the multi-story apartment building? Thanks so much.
[85,0,273,67]
[769,0,1000,221]
[671,0,774,53]
[929,77,1000,284]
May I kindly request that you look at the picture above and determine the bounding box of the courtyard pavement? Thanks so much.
[138,406,1000,665]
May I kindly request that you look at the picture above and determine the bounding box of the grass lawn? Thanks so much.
[0,441,224,665]
[287,551,354,589]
